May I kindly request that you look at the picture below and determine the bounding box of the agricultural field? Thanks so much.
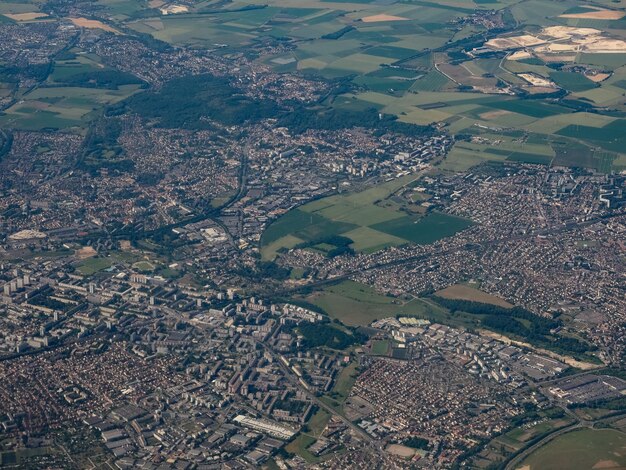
[518,429,626,470]
[471,411,576,469]
[261,174,474,259]
[0,85,141,131]
[3,0,625,169]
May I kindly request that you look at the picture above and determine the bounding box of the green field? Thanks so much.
[285,434,318,463]
[77,257,114,275]
[370,212,473,244]
[2,0,625,171]
[371,339,390,355]
[0,85,141,130]
[261,175,474,259]
[301,280,449,327]
[261,209,355,246]
[520,429,626,470]
[440,142,508,171]
[549,71,598,92]
[557,120,626,153]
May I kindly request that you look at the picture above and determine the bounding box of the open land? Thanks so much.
[518,429,626,470]
[261,173,473,259]
[435,284,513,308]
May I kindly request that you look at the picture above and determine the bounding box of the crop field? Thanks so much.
[519,429,626,470]
[551,140,617,172]
[557,120,626,153]
[3,0,625,170]
[370,212,473,245]
[261,173,476,258]
[0,85,141,130]
[548,71,598,92]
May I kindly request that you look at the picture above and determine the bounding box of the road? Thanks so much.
[504,421,582,470]
[504,406,626,470]
[258,340,385,454]
[272,210,625,298]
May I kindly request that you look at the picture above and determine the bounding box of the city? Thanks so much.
[0,0,625,469]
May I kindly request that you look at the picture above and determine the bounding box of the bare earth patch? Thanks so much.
[592,460,621,469]
[361,14,409,23]
[386,444,416,458]
[4,12,49,21]
[511,35,545,47]
[436,284,513,308]
[76,246,97,259]
[508,51,532,60]
[479,109,513,120]
[585,39,626,53]
[587,73,611,82]
[68,17,122,34]
[560,10,625,20]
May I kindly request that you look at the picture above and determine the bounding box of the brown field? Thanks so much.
[68,17,122,34]
[536,53,577,63]
[479,110,513,120]
[436,284,513,308]
[592,460,621,468]
[587,73,611,82]
[386,444,416,458]
[76,246,97,259]
[508,51,532,61]
[512,35,545,47]
[560,10,625,20]
[4,12,49,21]
[361,14,409,23]
[525,85,561,94]
[585,39,626,52]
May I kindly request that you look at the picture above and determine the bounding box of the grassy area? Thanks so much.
[520,428,626,470]
[285,434,317,463]
[371,339,390,355]
[77,257,114,275]
[307,408,331,437]
[370,211,473,245]
[300,280,449,327]
[132,260,156,272]
[333,360,359,400]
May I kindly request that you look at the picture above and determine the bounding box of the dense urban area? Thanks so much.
[0,0,625,469]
